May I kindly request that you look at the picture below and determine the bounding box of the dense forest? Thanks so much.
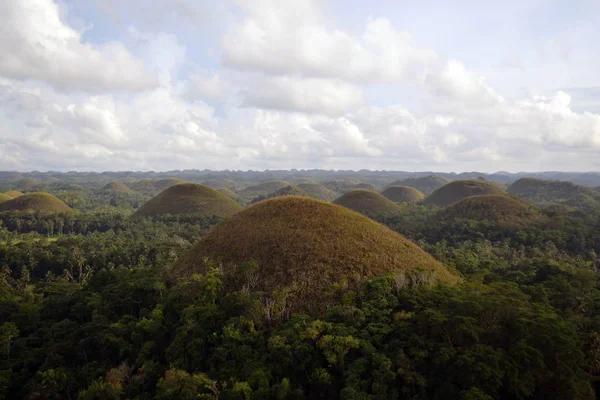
[0,171,600,399]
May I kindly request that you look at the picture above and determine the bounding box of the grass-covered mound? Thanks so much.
[5,190,23,198]
[18,178,40,191]
[423,180,505,207]
[0,192,73,213]
[323,179,360,193]
[251,185,309,204]
[0,194,12,204]
[436,194,544,227]
[174,196,457,314]
[354,183,379,191]
[217,187,240,201]
[101,181,134,194]
[202,179,237,190]
[132,183,242,219]
[387,176,449,194]
[241,180,290,196]
[507,178,599,205]
[289,177,316,184]
[381,186,426,204]
[154,178,187,191]
[333,190,403,218]
[297,183,338,201]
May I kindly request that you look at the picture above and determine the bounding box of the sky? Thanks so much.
[0,0,599,172]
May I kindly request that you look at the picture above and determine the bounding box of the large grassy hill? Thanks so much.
[508,178,599,205]
[132,183,242,218]
[0,193,73,213]
[381,186,426,204]
[436,194,545,227]
[387,176,449,194]
[333,190,403,218]
[297,183,338,201]
[174,196,457,314]
[423,180,505,207]
[0,194,12,204]
[5,190,23,198]
[101,181,134,194]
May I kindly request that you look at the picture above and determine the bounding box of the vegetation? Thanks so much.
[353,183,379,191]
[241,181,291,196]
[333,190,402,218]
[0,194,11,204]
[0,192,73,213]
[508,177,600,205]
[251,185,308,204]
[4,190,23,198]
[322,179,360,193]
[423,179,505,207]
[387,175,449,194]
[175,196,457,314]
[132,184,242,219]
[297,183,338,201]
[380,186,426,204]
[436,194,545,228]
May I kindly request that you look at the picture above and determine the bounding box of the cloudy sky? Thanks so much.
[0,0,599,172]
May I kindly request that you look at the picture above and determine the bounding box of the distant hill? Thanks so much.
[0,193,73,213]
[201,179,237,190]
[333,190,402,218]
[251,185,308,203]
[297,183,338,201]
[132,183,242,218]
[174,196,458,314]
[154,178,187,191]
[423,180,505,207]
[381,186,426,204]
[241,180,290,197]
[217,187,240,201]
[387,176,449,194]
[436,194,544,227]
[507,178,599,205]
[101,181,134,194]
[4,190,23,198]
[353,183,379,191]
[0,194,12,204]
[322,179,361,193]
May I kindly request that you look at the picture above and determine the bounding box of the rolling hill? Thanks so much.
[423,180,505,207]
[5,190,23,198]
[0,193,73,213]
[132,183,242,218]
[174,196,457,314]
[0,194,12,204]
[297,183,338,201]
[241,180,291,197]
[381,186,426,204]
[101,181,135,194]
[387,176,449,194]
[333,190,403,218]
[507,178,599,205]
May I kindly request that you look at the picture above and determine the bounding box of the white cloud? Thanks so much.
[241,77,364,116]
[0,0,155,91]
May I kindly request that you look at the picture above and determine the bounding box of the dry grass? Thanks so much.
[217,187,240,201]
[101,181,134,194]
[333,189,403,218]
[0,192,73,213]
[132,183,242,218]
[5,190,23,198]
[387,176,449,194]
[436,194,545,227]
[174,196,458,314]
[381,186,425,204]
[0,194,12,204]
[423,180,505,207]
[297,183,338,201]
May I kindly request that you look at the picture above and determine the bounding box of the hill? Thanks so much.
[353,183,379,191]
[387,176,449,194]
[0,194,12,204]
[101,181,134,194]
[132,183,242,219]
[0,193,73,213]
[154,178,187,191]
[381,186,426,204]
[201,179,237,190]
[4,190,23,198]
[436,194,544,227]
[323,179,360,193]
[241,180,290,196]
[297,183,338,201]
[333,190,403,218]
[174,196,457,314]
[423,180,505,207]
[507,178,599,205]
[217,187,240,201]
[250,185,309,204]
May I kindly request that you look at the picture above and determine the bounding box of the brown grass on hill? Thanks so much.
[333,189,402,218]
[132,183,242,218]
[217,187,240,201]
[101,181,134,194]
[387,176,449,194]
[297,183,338,201]
[423,180,504,207]
[437,194,544,227]
[0,194,12,204]
[381,186,426,204]
[241,180,291,195]
[0,192,73,213]
[5,190,24,198]
[174,196,458,315]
